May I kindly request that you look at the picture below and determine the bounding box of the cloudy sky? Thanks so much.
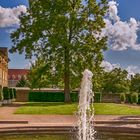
[0,0,140,75]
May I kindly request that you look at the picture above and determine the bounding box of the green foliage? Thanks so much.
[13,88,17,98]
[28,92,78,102]
[15,103,140,115]
[10,0,108,102]
[125,93,131,103]
[102,68,130,93]
[9,88,14,99]
[28,91,101,103]
[16,76,28,87]
[131,92,138,104]
[3,87,10,100]
[120,93,126,103]
[0,85,3,101]
[94,92,102,103]
[131,74,140,93]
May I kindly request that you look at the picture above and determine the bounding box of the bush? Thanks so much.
[3,87,10,100]
[131,92,138,104]
[28,91,101,102]
[0,85,3,101]
[126,93,131,103]
[13,88,16,99]
[9,88,14,100]
[120,93,126,103]
[94,92,102,103]
[28,92,78,102]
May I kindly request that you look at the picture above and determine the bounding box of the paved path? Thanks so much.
[0,103,140,134]
[0,106,76,125]
[0,103,140,124]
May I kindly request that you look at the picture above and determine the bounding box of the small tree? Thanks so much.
[120,93,126,103]
[13,88,17,99]
[0,85,3,101]
[3,87,10,102]
[131,92,138,105]
[16,76,28,87]
[9,88,14,100]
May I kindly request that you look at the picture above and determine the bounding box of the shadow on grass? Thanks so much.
[2,103,26,107]
[24,102,76,107]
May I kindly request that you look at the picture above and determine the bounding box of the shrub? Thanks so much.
[94,92,102,103]
[70,92,79,102]
[28,92,78,102]
[138,94,140,104]
[13,88,17,99]
[9,88,14,100]
[126,93,131,103]
[3,87,10,100]
[0,85,3,101]
[28,91,101,102]
[131,92,138,104]
[120,93,126,103]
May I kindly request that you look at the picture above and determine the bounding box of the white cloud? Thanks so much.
[126,65,140,79]
[108,1,120,22]
[103,1,140,51]
[101,60,140,79]
[101,61,120,72]
[0,5,27,27]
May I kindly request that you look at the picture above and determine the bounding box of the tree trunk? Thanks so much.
[64,46,71,103]
[64,69,71,102]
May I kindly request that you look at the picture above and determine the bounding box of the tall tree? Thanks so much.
[102,68,130,93]
[10,0,108,102]
[27,58,63,89]
[130,74,140,93]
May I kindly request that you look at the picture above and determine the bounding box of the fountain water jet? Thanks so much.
[77,69,95,140]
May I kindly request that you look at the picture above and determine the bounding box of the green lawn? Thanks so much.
[15,102,140,115]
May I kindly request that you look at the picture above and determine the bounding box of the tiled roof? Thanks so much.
[8,69,29,80]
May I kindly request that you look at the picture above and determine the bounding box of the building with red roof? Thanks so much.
[8,69,29,87]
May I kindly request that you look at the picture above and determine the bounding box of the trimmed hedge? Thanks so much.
[94,92,102,103]
[28,92,77,102]
[3,87,10,100]
[0,85,3,101]
[120,93,126,103]
[28,91,102,102]
[13,88,16,99]
[9,88,14,99]
[131,92,138,104]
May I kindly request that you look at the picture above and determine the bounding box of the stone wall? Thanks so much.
[16,89,29,102]
[16,88,121,103]
[102,93,120,103]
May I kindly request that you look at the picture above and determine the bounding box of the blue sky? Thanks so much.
[0,0,140,73]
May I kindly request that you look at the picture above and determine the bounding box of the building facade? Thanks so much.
[0,47,8,87]
[8,69,29,87]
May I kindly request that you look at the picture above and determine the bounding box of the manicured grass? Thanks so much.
[95,103,140,115]
[15,102,140,115]
[15,102,77,115]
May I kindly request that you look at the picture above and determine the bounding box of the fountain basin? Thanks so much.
[0,124,140,135]
[0,133,139,140]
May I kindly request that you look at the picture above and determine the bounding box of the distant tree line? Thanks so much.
[16,64,140,94]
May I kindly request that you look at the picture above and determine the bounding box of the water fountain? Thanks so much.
[77,69,95,140]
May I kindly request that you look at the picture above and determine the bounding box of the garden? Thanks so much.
[1,88,140,115]
[0,86,16,106]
